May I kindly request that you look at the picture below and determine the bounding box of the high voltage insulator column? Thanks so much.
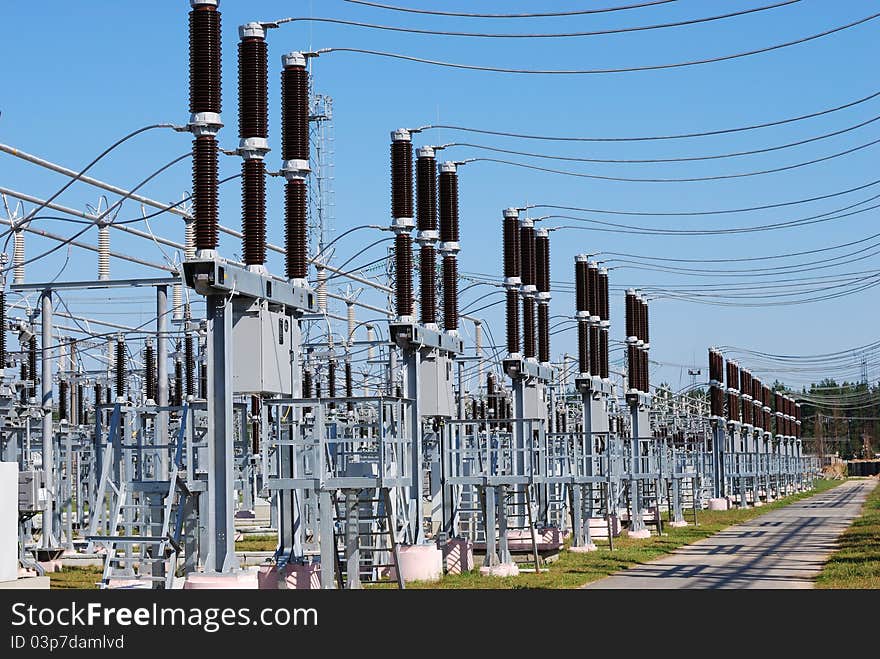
[535,229,550,365]
[387,129,460,578]
[416,147,438,328]
[761,384,774,500]
[624,289,651,537]
[725,358,741,507]
[571,255,597,552]
[708,348,726,500]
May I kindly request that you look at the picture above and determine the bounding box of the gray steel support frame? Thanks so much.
[404,346,424,544]
[41,290,58,548]
[203,295,239,573]
[628,401,649,533]
[712,421,725,498]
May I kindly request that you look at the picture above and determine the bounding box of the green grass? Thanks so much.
[402,479,842,589]
[235,534,277,552]
[815,479,880,589]
[50,566,103,590]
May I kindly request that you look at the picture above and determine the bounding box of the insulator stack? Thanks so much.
[94,383,102,409]
[345,359,353,412]
[28,335,37,398]
[115,337,125,401]
[303,368,313,398]
[598,267,609,379]
[487,372,497,419]
[416,147,438,326]
[282,52,310,280]
[144,339,156,402]
[241,159,266,266]
[627,344,638,391]
[199,361,207,399]
[97,223,110,280]
[574,255,590,375]
[439,162,460,332]
[505,290,520,356]
[192,135,219,251]
[795,403,801,438]
[328,359,337,410]
[173,358,183,407]
[316,380,323,399]
[13,230,25,285]
[519,217,537,359]
[58,380,68,421]
[184,332,195,398]
[0,290,5,367]
[535,229,551,364]
[250,396,260,454]
[726,360,739,422]
[390,131,414,319]
[502,208,521,355]
[76,383,84,425]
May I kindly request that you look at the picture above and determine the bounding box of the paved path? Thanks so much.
[584,479,876,589]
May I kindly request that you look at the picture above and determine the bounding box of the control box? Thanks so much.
[232,299,293,395]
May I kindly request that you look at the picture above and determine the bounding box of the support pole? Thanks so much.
[41,290,56,548]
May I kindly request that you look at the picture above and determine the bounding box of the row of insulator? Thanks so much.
[239,24,268,266]
[625,291,649,392]
[283,57,309,281]
[521,217,536,359]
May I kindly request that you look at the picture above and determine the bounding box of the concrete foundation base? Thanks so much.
[395,544,443,583]
[479,562,519,577]
[183,570,259,589]
[443,538,474,575]
[0,576,50,589]
[257,563,320,589]
[669,520,689,528]
[569,543,598,553]
[627,529,652,539]
[708,497,729,511]
[753,501,765,508]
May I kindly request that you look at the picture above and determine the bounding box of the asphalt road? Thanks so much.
[584,479,876,589]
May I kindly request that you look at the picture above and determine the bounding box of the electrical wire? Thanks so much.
[287,3,800,39]
[344,0,678,18]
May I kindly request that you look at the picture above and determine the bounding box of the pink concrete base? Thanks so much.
[708,497,729,511]
[37,560,62,573]
[183,571,259,589]
[443,538,474,575]
[257,564,321,590]
[627,529,652,539]
[753,501,764,508]
[505,528,563,551]
[669,520,689,528]
[588,516,621,538]
[479,563,519,577]
[569,543,598,553]
[395,544,443,583]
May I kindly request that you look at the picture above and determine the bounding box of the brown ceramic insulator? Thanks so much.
[285,179,308,279]
[184,333,195,398]
[199,362,207,400]
[241,159,266,266]
[575,260,589,313]
[303,369,313,398]
[598,271,609,322]
[642,347,649,393]
[743,393,752,426]
[94,383,102,408]
[503,215,520,278]
[538,303,550,364]
[710,385,722,417]
[642,299,649,344]
[419,245,437,325]
[251,396,260,454]
[520,225,536,287]
[28,335,37,394]
[536,234,550,294]
[589,325,600,377]
[281,65,309,161]
[727,391,739,421]
[390,140,413,219]
[19,363,27,404]
[587,266,598,319]
[627,344,638,390]
[145,342,156,402]
[577,321,589,374]
[115,338,125,400]
[173,359,183,407]
[58,380,68,420]
[416,155,437,232]
[76,384,84,424]
[442,255,458,331]
[625,292,635,338]
[189,4,222,115]
[438,169,459,244]
[395,233,413,317]
[193,136,219,250]
[506,289,520,354]
[328,360,337,409]
[238,37,267,139]
[316,380,323,399]
[522,297,535,358]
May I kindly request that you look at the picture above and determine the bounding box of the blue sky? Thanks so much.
[1,1,878,390]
